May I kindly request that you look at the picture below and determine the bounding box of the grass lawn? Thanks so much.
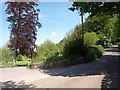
[0,60,29,68]
[16,59,29,66]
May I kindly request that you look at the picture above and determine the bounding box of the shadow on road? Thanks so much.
[1,80,35,89]
[101,73,119,89]
[105,46,119,53]
[43,46,120,88]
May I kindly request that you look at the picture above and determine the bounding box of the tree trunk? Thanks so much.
[81,8,84,45]
[13,46,16,66]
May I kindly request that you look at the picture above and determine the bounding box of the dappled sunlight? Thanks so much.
[101,73,119,88]
[1,80,35,88]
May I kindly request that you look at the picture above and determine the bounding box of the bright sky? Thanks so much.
[0,2,89,47]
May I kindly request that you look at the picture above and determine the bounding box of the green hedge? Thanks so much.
[84,45,105,63]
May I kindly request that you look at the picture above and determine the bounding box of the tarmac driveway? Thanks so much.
[0,45,119,88]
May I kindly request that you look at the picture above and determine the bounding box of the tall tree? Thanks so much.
[69,3,84,45]
[5,2,41,65]
[69,1,120,45]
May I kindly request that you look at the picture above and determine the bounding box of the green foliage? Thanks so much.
[62,24,86,58]
[104,18,117,38]
[0,47,30,67]
[84,45,105,63]
[62,26,100,60]
[97,33,112,48]
[69,2,120,17]
[16,55,22,61]
[16,55,30,66]
[84,12,119,46]
[84,49,97,63]
[63,38,84,58]
[16,57,29,66]
[0,48,13,68]
[83,12,117,48]
[112,16,120,44]
[90,45,105,56]
[0,48,13,64]
[84,13,110,34]
[60,25,82,47]
[69,2,120,46]
[36,40,63,62]
[118,43,120,50]
[84,13,118,38]
[84,32,98,45]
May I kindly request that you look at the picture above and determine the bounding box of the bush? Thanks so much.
[97,34,112,48]
[84,45,105,63]
[63,38,85,58]
[84,49,97,63]
[84,32,98,45]
[90,45,105,57]
[63,32,99,60]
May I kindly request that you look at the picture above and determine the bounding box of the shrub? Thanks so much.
[97,34,112,48]
[63,38,84,58]
[90,45,105,57]
[84,32,98,45]
[96,45,105,55]
[84,49,97,63]
[84,45,105,63]
[63,32,99,59]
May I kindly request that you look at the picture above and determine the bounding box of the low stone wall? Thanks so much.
[30,57,84,69]
[29,63,43,69]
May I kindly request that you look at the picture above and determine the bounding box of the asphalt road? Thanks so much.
[1,45,119,88]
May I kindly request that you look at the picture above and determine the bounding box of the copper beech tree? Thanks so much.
[5,2,41,65]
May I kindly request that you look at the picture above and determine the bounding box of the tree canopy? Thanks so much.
[69,2,120,17]
[5,2,41,58]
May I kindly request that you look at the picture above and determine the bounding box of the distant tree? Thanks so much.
[60,24,82,47]
[84,13,112,35]
[5,2,41,65]
[113,15,120,43]
[36,40,60,61]
[0,48,13,64]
